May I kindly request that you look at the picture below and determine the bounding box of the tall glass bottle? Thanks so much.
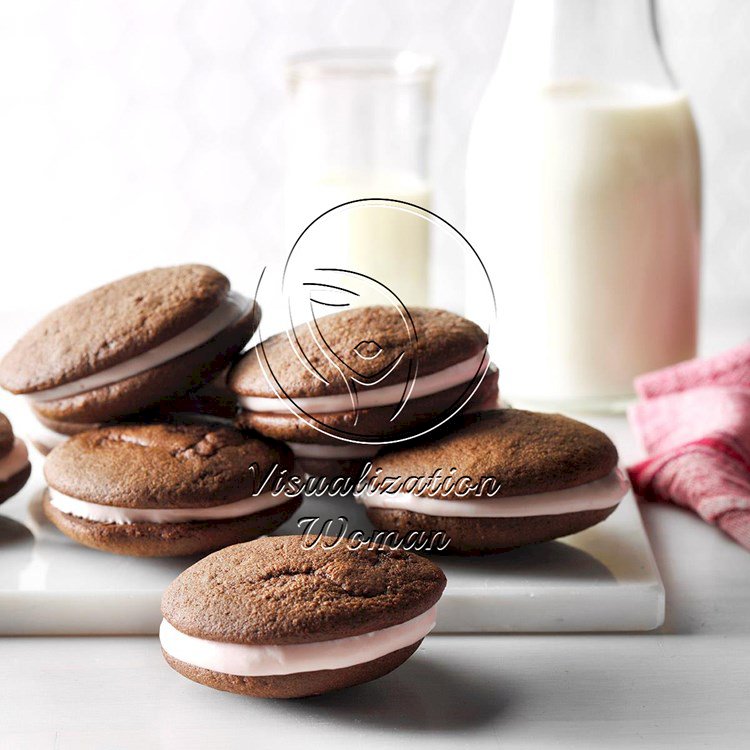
[467,0,701,411]
[286,50,435,309]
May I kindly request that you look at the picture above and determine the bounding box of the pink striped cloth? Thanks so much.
[628,342,750,550]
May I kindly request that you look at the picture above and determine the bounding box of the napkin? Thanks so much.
[628,343,750,550]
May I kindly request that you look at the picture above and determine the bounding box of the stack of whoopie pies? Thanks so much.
[0,264,304,556]
[0,266,631,699]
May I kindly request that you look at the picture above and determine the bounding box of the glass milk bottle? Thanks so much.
[467,0,701,411]
[286,51,435,308]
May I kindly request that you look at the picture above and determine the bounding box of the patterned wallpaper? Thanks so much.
[0,0,747,312]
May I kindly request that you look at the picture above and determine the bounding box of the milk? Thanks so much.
[285,173,432,308]
[467,81,701,409]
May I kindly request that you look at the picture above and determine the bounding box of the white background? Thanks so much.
[0,0,747,314]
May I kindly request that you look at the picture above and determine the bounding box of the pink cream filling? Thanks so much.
[47,487,289,524]
[239,350,490,415]
[357,469,630,517]
[159,605,437,676]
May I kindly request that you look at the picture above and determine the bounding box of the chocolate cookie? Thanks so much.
[43,423,298,557]
[358,409,628,554]
[0,265,260,432]
[160,535,446,698]
[0,412,31,505]
[229,306,497,475]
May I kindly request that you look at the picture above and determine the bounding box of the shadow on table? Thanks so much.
[0,513,34,546]
[438,538,615,582]
[298,655,508,731]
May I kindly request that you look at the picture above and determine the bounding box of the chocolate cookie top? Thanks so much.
[162,535,446,645]
[228,306,487,399]
[0,412,14,458]
[0,265,230,394]
[44,423,290,508]
[367,409,619,498]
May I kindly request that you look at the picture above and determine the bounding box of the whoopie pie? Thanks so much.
[228,306,498,476]
[0,265,259,445]
[0,411,31,505]
[358,409,629,554]
[43,423,298,557]
[160,535,446,698]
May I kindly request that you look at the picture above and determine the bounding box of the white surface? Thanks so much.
[0,444,663,635]
[2,467,747,750]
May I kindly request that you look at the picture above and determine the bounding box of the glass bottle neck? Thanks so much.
[501,0,674,90]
